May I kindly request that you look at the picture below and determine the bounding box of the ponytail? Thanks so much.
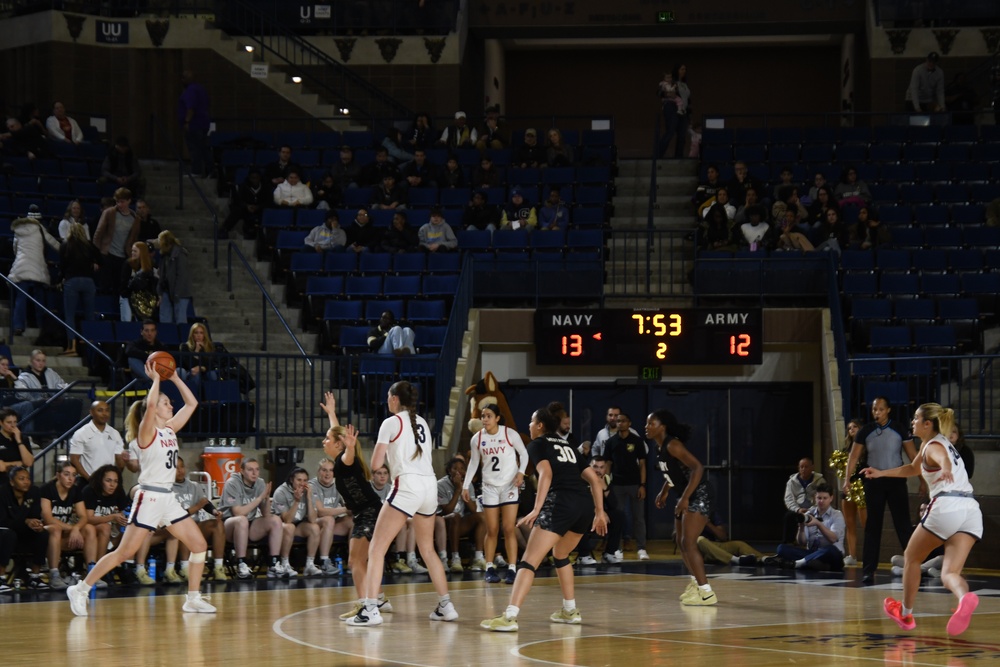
[389,381,421,460]
[125,399,146,443]
[918,403,955,439]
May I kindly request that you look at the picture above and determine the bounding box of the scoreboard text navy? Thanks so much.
[534,308,763,365]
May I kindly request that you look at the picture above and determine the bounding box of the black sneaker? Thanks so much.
[117,567,138,586]
[27,575,49,590]
[737,555,757,566]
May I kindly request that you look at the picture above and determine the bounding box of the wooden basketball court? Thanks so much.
[4,555,998,666]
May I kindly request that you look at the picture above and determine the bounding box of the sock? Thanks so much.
[438,594,451,606]
[486,561,495,571]
[408,551,418,562]
[505,604,520,619]
[729,556,740,565]
[364,598,377,610]
[699,583,712,592]
[438,551,447,562]
[186,591,200,600]
[690,575,697,582]
[795,558,807,569]
[214,559,223,569]
[902,605,913,617]
[124,559,135,565]
[281,557,290,567]
[50,568,61,578]
[78,581,92,593]
[166,562,175,571]
[270,556,279,567]
[451,552,460,560]
[320,557,330,565]
[180,561,189,572]
[474,550,484,560]
[563,598,576,611]
[238,557,247,565]
[136,564,147,573]
[305,557,314,567]
[378,592,386,602]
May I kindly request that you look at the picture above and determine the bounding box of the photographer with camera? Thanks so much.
[774,484,845,572]
[781,457,826,544]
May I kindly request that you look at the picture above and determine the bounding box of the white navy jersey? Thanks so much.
[310,477,344,510]
[922,434,974,497]
[378,410,434,478]
[272,482,308,522]
[172,479,212,522]
[466,426,528,489]
[137,427,180,488]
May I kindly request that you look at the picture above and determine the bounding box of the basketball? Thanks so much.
[148,351,176,380]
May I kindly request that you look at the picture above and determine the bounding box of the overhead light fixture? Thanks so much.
[340,107,350,115]
[243,44,254,53]
[291,76,302,84]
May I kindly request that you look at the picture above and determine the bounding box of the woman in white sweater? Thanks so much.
[273,170,314,208]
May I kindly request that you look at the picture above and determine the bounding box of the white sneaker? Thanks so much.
[843,555,858,567]
[638,549,650,561]
[470,557,487,572]
[320,560,342,576]
[182,593,217,614]
[495,554,507,568]
[577,556,598,566]
[448,557,464,573]
[303,563,323,577]
[602,551,624,564]
[377,598,393,613]
[346,606,383,627]
[267,565,282,578]
[236,562,254,579]
[429,600,459,621]
[282,563,298,578]
[408,559,428,574]
[891,555,905,568]
[67,583,89,616]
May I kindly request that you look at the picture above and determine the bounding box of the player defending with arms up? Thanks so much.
[67,359,216,616]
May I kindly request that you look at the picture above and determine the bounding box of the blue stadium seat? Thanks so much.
[406,299,447,322]
[768,145,799,163]
[407,187,438,208]
[837,127,871,143]
[492,229,530,252]
[850,354,891,377]
[903,144,936,162]
[869,185,899,206]
[851,298,892,321]
[842,272,878,296]
[508,168,541,186]
[358,253,392,274]
[873,126,907,143]
[306,276,344,296]
[290,252,324,276]
[937,144,970,162]
[889,227,922,247]
[905,125,942,143]
[573,206,606,228]
[439,188,469,208]
[324,253,358,274]
[951,204,984,225]
[880,273,919,296]
[701,128,734,145]
[869,326,911,351]
[392,253,426,274]
[964,226,1000,247]
[542,168,575,186]
[296,209,326,229]
[923,227,962,249]
[910,249,948,273]
[953,163,990,183]
[422,274,460,296]
[934,184,968,204]
[582,129,615,147]
[383,275,421,298]
[916,164,952,184]
[913,205,948,225]
[576,166,612,185]
[913,325,957,353]
[341,131,374,148]
[899,184,933,204]
[840,251,875,271]
[920,274,961,297]
[343,187,374,208]
[364,299,403,321]
[425,253,461,273]
[800,145,833,163]
[323,300,364,323]
[115,321,142,342]
[972,184,1000,203]
[338,326,371,351]
[262,209,294,229]
[877,249,911,272]
[894,299,935,324]
[942,125,979,143]
[863,380,908,409]
[948,249,983,272]
[869,144,901,162]
[457,229,492,251]
[835,144,866,163]
[345,275,382,298]
[276,230,308,249]
[414,325,447,351]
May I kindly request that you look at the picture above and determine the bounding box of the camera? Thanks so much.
[796,513,822,524]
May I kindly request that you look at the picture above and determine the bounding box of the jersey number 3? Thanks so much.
[554,444,577,463]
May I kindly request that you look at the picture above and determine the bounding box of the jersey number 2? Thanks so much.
[491,456,500,472]
[554,444,577,463]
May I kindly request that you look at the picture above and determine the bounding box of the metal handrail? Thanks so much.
[226,241,311,362]
[1,273,116,370]
[150,114,221,268]
[215,0,414,127]
[18,381,81,424]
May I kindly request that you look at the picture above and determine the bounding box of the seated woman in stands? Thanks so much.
[177,323,224,395]
[81,464,129,569]
[850,206,892,250]
[834,165,872,208]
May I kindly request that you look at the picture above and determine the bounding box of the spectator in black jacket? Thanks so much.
[360,146,400,187]
[125,320,167,386]
[312,173,341,211]
[1,117,52,160]
[369,174,406,210]
[463,191,499,231]
[438,155,466,189]
[330,146,362,194]
[222,169,267,238]
[380,211,420,254]
[345,209,382,254]
[262,146,301,189]
[471,156,501,190]
[402,149,438,189]
[59,223,101,356]
[514,128,544,169]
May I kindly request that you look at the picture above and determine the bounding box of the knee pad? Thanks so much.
[516,560,536,574]
[189,551,207,564]
[553,557,571,569]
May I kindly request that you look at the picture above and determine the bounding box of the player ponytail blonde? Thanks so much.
[918,403,955,438]
[125,399,146,443]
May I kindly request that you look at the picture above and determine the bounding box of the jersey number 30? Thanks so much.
[554,444,577,463]
[165,449,178,470]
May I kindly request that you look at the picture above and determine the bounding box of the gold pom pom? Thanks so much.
[829,449,848,479]
[847,479,867,508]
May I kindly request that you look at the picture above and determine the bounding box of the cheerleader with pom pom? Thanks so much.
[830,420,866,566]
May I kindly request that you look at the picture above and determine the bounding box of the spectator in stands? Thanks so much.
[438,155,466,189]
[807,171,827,202]
[18,102,45,131]
[273,170,314,208]
[701,186,735,220]
[10,204,61,336]
[0,357,18,393]
[221,457,286,579]
[361,146,401,187]
[81,464,129,569]
[271,467,323,577]
[672,64,692,158]
[126,199,162,250]
[380,211,419,253]
[782,457,827,544]
[438,110,477,150]
[905,52,945,113]
[697,511,765,567]
[419,207,458,252]
[539,188,568,231]
[345,209,382,253]
[263,145,300,188]
[2,465,50,590]
[171,455,228,581]
[851,206,891,250]
[545,128,575,167]
[221,168,266,238]
[368,310,416,356]
[14,349,82,435]
[59,222,100,357]
[406,112,435,151]
[471,155,501,190]
[500,188,537,231]
[310,455,352,575]
[687,118,702,158]
[806,185,839,226]
[93,187,136,296]
[179,70,212,178]
[312,173,341,211]
[46,101,84,144]
[331,146,362,193]
[157,230,192,324]
[773,207,814,252]
[657,70,680,158]
[42,461,88,585]
[726,161,763,208]
[589,405,629,459]
[120,241,157,322]
[369,173,406,210]
[101,137,143,195]
[58,200,89,242]
[575,456,625,564]
[736,205,772,252]
[605,412,650,560]
[304,212,347,254]
[985,197,1000,227]
[1,117,51,159]
[475,105,510,153]
[438,456,487,573]
[812,207,848,255]
[0,409,34,484]
[402,148,437,189]
[177,322,223,395]
[775,484,845,571]
[124,320,168,386]
[776,186,809,225]
[699,204,737,252]
[549,401,588,455]
[834,166,872,208]
[381,127,414,166]
[515,128,545,169]
[772,167,797,205]
[463,191,499,231]
[692,164,722,213]
[734,187,766,226]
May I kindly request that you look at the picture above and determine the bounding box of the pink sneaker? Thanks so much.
[946,592,979,636]
[883,597,916,631]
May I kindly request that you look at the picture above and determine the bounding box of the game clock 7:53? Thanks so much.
[533,308,762,366]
